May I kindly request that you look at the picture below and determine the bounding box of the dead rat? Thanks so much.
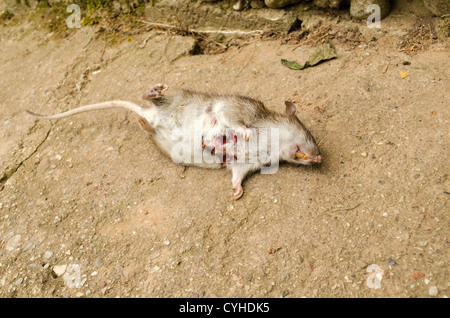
[26,84,321,200]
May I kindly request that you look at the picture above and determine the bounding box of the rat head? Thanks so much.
[277,101,321,166]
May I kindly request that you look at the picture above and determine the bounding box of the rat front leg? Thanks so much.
[230,163,259,200]
[142,84,169,101]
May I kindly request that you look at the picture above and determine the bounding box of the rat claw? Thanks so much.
[243,130,251,142]
[237,126,252,142]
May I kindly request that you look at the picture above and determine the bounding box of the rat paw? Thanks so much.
[232,179,244,200]
[233,185,244,200]
[143,84,169,100]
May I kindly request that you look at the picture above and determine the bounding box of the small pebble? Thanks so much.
[361,152,368,158]
[43,251,53,260]
[387,258,398,266]
[53,264,67,276]
[429,286,438,296]
[5,235,21,251]
[14,277,23,285]
[357,260,367,269]
[233,0,245,11]
[23,242,33,252]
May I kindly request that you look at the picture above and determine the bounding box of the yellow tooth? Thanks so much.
[295,152,303,158]
[303,155,308,160]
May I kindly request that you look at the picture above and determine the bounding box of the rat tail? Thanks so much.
[26,100,145,120]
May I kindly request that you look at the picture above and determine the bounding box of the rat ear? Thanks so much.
[285,101,296,116]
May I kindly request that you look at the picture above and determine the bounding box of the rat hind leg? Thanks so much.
[137,116,155,134]
[230,163,260,200]
[142,84,169,101]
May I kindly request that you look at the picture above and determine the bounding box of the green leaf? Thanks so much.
[281,41,337,71]
[305,41,337,67]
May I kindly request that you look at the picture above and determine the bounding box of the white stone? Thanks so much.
[43,251,53,260]
[429,286,438,296]
[53,265,67,276]
[5,235,21,251]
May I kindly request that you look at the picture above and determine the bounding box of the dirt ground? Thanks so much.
[0,3,449,298]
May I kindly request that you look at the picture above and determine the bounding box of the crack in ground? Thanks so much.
[1,33,159,194]
[0,35,105,192]
[0,126,52,192]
